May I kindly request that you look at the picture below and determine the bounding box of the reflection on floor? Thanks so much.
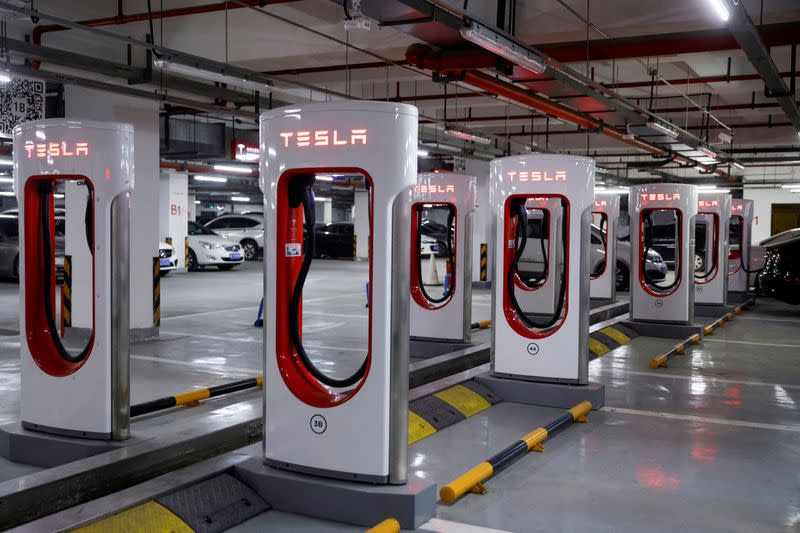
[1,260,799,531]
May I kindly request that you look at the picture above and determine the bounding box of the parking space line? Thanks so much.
[703,338,800,349]
[591,367,800,390]
[737,316,800,324]
[419,518,513,533]
[603,406,800,432]
[161,306,258,320]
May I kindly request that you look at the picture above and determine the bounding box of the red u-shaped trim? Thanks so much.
[638,208,683,298]
[24,175,95,376]
[695,212,720,284]
[410,202,457,310]
[728,215,744,276]
[274,168,373,408]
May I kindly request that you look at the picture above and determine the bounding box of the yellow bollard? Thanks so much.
[365,518,400,533]
[649,354,668,368]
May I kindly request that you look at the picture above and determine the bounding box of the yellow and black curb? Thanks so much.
[365,518,400,533]
[185,236,190,268]
[131,376,264,417]
[152,257,161,327]
[353,234,357,259]
[649,333,702,368]
[479,243,488,281]
[408,380,500,445]
[73,501,193,533]
[588,323,638,359]
[439,400,592,504]
[60,255,72,336]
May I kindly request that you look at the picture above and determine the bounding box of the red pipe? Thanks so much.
[31,0,298,69]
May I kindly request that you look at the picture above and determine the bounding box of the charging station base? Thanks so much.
[476,373,605,410]
[235,459,437,530]
[694,303,735,317]
[0,422,138,468]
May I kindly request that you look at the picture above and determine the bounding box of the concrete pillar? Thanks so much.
[353,190,370,259]
[159,172,189,270]
[64,181,91,328]
[188,194,197,222]
[464,158,491,283]
[316,197,333,225]
[65,86,160,339]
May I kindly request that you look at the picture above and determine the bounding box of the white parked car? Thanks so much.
[203,213,264,260]
[187,221,244,271]
[159,241,178,275]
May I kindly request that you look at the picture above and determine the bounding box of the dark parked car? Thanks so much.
[314,223,355,258]
[0,214,65,281]
[758,228,800,305]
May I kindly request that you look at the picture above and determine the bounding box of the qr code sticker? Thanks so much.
[0,77,45,136]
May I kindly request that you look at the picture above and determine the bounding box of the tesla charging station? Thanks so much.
[488,155,594,386]
[13,119,132,440]
[259,101,416,485]
[590,194,620,301]
[695,193,731,307]
[410,173,476,343]
[728,199,754,294]
[630,184,698,324]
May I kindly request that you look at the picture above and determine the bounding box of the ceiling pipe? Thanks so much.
[31,0,299,69]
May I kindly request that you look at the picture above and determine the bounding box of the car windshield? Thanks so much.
[189,221,218,236]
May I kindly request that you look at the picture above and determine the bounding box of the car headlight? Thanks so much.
[200,241,222,250]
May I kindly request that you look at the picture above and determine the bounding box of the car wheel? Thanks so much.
[187,249,199,272]
[615,261,629,291]
[695,253,704,272]
[218,264,236,271]
[241,239,258,261]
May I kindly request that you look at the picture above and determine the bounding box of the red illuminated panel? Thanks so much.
[640,192,682,205]
[24,141,90,159]
[732,203,744,212]
[507,170,567,182]
[415,184,456,194]
[279,129,368,148]
[699,199,719,208]
[594,199,608,208]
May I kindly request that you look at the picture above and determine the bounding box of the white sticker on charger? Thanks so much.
[286,243,302,256]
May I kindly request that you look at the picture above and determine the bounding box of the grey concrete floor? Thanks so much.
[1,261,799,531]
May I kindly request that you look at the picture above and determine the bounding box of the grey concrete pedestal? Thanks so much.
[0,422,141,467]
[234,459,437,529]
[475,374,605,410]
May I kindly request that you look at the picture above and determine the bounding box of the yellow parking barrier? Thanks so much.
[365,518,400,533]
[649,333,702,368]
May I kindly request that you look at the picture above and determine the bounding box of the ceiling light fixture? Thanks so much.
[0,192,14,197]
[698,146,718,159]
[646,121,679,139]
[417,149,430,157]
[707,0,730,21]
[0,159,13,166]
[153,58,271,93]
[731,161,745,169]
[231,196,250,202]
[212,164,253,174]
[0,177,14,184]
[460,21,547,74]
[194,175,228,183]
[315,196,332,202]
[444,127,492,145]
[0,72,10,84]
[780,184,800,189]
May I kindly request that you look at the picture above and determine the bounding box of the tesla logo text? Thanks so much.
[641,192,681,203]
[699,200,719,208]
[507,170,566,182]
[594,200,608,208]
[732,203,744,212]
[415,184,455,194]
[279,129,367,148]
[24,141,89,158]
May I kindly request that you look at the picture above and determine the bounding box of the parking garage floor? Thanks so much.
[1,261,799,531]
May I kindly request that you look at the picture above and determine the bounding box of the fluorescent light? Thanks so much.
[195,200,201,204]
[315,196,332,202]
[460,21,546,74]
[780,184,800,189]
[0,192,14,197]
[194,175,228,183]
[53,193,64,199]
[708,0,730,21]
[0,177,12,183]
[701,188,730,194]
[0,159,12,166]
[417,149,430,157]
[698,146,718,159]
[153,58,271,93]
[732,161,745,169]
[444,128,492,145]
[698,185,719,190]
[0,73,10,84]
[231,196,250,202]
[597,188,629,195]
[212,164,253,174]
[315,175,334,181]
[420,142,462,153]
[646,121,679,139]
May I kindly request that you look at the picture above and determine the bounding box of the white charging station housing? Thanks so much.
[728,199,754,293]
[410,172,476,343]
[260,101,416,484]
[590,194,621,301]
[489,154,594,384]
[14,119,132,439]
[630,184,698,324]
[695,193,732,306]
